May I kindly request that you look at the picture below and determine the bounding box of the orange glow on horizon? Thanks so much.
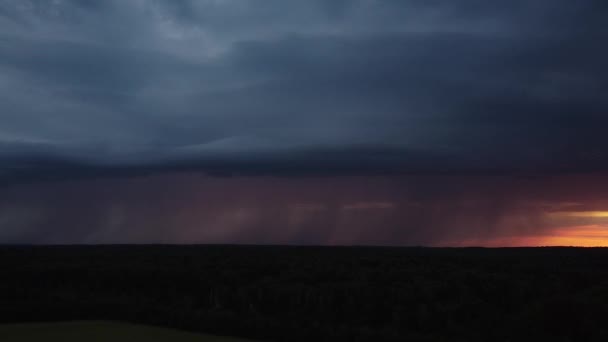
[548,211,608,219]
[438,225,608,247]
[526,225,608,247]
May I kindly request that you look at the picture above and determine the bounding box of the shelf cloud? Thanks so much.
[0,1,607,245]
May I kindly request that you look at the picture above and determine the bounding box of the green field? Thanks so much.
[0,322,254,342]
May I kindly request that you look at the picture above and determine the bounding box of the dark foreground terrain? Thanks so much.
[1,246,607,342]
[0,321,252,342]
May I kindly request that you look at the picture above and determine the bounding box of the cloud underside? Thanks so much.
[0,0,607,180]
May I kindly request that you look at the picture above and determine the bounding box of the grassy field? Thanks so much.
[0,321,254,342]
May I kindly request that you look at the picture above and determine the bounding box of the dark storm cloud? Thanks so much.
[0,0,607,180]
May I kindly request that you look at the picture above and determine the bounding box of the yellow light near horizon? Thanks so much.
[437,225,608,247]
[548,211,608,219]
[530,225,608,247]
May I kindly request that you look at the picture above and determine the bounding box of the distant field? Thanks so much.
[0,322,253,342]
[2,246,608,341]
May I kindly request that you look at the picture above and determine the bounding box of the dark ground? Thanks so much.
[0,321,253,342]
[1,245,607,342]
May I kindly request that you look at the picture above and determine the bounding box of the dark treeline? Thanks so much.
[1,246,608,341]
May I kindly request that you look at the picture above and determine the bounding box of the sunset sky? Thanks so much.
[0,0,607,246]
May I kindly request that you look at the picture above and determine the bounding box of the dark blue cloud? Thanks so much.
[0,0,606,181]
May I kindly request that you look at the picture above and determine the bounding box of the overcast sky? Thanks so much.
[1,0,606,178]
[0,1,607,245]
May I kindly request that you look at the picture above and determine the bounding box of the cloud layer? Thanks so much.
[1,1,608,245]
[0,0,607,178]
